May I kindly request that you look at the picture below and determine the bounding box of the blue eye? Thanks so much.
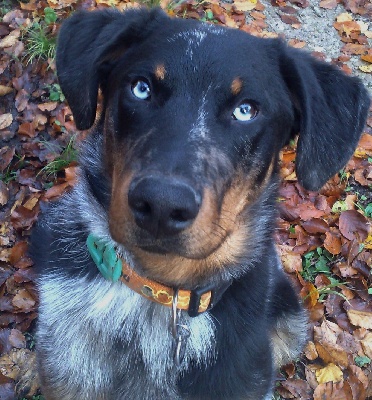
[232,102,258,121]
[131,80,151,100]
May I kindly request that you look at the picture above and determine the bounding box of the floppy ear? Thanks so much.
[280,45,370,191]
[56,8,167,130]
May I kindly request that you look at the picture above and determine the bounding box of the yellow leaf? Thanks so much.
[364,232,372,250]
[336,12,352,22]
[234,0,257,12]
[315,363,343,384]
[360,64,372,73]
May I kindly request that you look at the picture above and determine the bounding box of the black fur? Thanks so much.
[31,8,370,400]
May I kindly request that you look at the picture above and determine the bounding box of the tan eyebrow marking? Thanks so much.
[231,77,243,95]
[155,64,166,80]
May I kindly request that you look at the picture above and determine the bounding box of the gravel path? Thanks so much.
[257,0,372,93]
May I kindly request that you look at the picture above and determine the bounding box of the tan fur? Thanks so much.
[231,77,243,95]
[108,158,275,286]
[154,64,166,80]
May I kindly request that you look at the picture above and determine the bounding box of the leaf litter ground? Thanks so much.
[0,0,371,399]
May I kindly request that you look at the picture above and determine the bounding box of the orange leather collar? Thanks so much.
[120,262,212,314]
[86,234,213,315]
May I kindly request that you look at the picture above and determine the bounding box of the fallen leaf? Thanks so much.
[0,113,13,130]
[234,0,257,12]
[0,349,39,397]
[304,341,318,360]
[316,363,343,384]
[319,0,337,9]
[0,85,13,96]
[361,332,372,359]
[338,210,369,242]
[0,181,9,206]
[360,64,372,73]
[336,12,353,22]
[345,299,372,329]
[12,289,36,312]
[37,102,57,112]
[280,13,301,25]
[313,381,353,400]
[0,30,20,48]
[324,231,342,255]
[277,244,303,273]
[0,147,15,172]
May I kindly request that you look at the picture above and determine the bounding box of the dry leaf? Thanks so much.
[315,363,343,384]
[234,0,257,12]
[0,85,13,96]
[0,113,13,130]
[359,64,372,73]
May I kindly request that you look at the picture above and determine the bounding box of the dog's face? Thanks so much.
[104,24,294,281]
[57,8,369,285]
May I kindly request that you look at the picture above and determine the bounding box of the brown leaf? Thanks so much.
[8,329,26,349]
[319,0,338,8]
[0,30,20,48]
[304,341,318,360]
[0,85,13,96]
[37,101,58,112]
[0,181,9,206]
[338,210,369,242]
[17,122,36,138]
[10,205,40,231]
[0,349,39,397]
[341,43,367,55]
[301,281,319,308]
[15,89,29,113]
[11,289,36,312]
[279,13,301,25]
[0,146,15,172]
[302,218,329,234]
[324,231,342,255]
[9,241,28,265]
[280,378,312,398]
[277,244,303,273]
[313,381,353,400]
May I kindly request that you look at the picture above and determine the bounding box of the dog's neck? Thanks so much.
[86,234,232,318]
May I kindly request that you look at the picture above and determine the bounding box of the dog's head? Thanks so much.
[57,8,369,286]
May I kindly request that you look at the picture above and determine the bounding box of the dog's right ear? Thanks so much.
[56,8,167,130]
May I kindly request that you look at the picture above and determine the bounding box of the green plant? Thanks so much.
[23,8,58,64]
[47,83,65,102]
[138,0,162,7]
[0,0,12,18]
[301,247,338,283]
[0,167,17,184]
[40,136,77,177]
[201,9,217,23]
[24,22,56,64]
[355,355,371,367]
[316,282,349,302]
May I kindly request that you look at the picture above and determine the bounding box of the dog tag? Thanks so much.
[173,324,190,366]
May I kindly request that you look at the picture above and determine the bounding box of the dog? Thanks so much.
[30,7,370,400]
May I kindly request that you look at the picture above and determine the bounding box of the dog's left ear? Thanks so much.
[280,44,370,191]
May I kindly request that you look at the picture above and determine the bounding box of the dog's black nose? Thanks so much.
[128,176,201,236]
